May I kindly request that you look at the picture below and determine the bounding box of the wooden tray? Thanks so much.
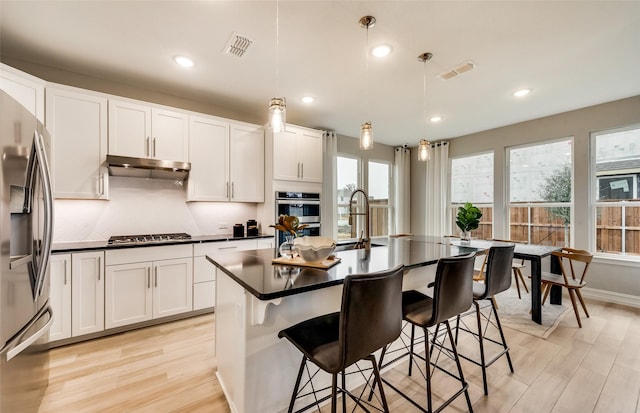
[271,256,341,269]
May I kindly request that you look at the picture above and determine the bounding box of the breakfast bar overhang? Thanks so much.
[207,236,560,413]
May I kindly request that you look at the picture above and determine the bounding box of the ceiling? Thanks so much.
[2,1,640,147]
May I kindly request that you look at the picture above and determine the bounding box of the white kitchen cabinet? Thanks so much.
[0,63,45,122]
[49,254,72,341]
[46,85,108,199]
[229,123,264,202]
[256,237,275,249]
[71,251,105,336]
[273,124,323,183]
[188,115,230,201]
[105,245,193,329]
[187,116,264,202]
[108,98,188,162]
[192,239,260,310]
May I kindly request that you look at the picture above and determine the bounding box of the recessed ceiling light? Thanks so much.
[430,115,443,123]
[371,45,391,58]
[174,56,195,68]
[301,96,315,104]
[513,88,531,97]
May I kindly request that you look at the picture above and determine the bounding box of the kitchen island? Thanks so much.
[207,236,480,413]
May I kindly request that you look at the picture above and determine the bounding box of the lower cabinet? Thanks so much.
[49,251,104,342]
[105,245,193,329]
[192,239,266,310]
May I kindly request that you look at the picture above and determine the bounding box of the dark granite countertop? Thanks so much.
[52,234,274,253]
[207,237,482,300]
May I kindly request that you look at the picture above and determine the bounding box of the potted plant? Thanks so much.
[455,202,483,243]
[270,215,309,258]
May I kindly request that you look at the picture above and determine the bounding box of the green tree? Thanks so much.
[538,163,571,245]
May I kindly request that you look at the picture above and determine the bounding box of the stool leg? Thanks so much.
[331,373,337,413]
[424,327,433,413]
[474,300,489,396]
[408,324,416,377]
[368,354,390,413]
[288,355,306,413]
[341,370,346,413]
[491,295,514,373]
[445,320,473,413]
[513,268,522,299]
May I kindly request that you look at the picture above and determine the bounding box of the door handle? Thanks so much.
[97,256,101,281]
[4,306,53,361]
[64,259,68,285]
[154,267,158,287]
[231,182,235,198]
[301,163,304,178]
[153,138,157,158]
[147,268,151,289]
[146,137,150,157]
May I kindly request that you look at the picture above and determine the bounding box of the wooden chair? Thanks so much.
[491,239,529,299]
[541,248,593,328]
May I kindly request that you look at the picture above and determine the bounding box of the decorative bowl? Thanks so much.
[293,236,336,263]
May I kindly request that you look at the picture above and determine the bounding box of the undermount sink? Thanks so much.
[334,242,385,252]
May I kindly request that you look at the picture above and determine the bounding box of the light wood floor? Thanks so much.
[39,297,640,412]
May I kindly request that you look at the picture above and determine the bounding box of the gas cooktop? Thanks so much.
[108,233,192,245]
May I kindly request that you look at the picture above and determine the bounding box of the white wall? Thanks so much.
[53,177,258,242]
[411,95,640,299]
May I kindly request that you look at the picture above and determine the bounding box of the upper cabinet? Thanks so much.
[108,98,188,162]
[273,125,323,183]
[0,63,45,122]
[46,85,109,199]
[188,115,264,202]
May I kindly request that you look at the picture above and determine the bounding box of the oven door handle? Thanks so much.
[276,200,320,206]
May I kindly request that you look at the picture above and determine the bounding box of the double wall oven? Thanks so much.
[275,192,320,246]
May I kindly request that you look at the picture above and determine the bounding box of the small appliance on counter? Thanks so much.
[246,220,258,237]
[233,224,245,238]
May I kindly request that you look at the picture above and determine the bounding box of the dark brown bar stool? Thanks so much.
[376,253,476,413]
[456,245,516,396]
[278,265,404,413]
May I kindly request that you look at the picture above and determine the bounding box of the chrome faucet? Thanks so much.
[348,189,371,250]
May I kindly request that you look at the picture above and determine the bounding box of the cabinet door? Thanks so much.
[272,129,299,181]
[105,262,153,329]
[108,99,151,158]
[230,123,264,202]
[152,258,193,318]
[152,108,188,161]
[71,251,105,337]
[46,87,108,199]
[298,130,323,183]
[0,63,45,122]
[188,116,229,201]
[49,254,71,341]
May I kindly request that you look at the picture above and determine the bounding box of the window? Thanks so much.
[508,139,573,246]
[368,160,390,237]
[592,126,640,257]
[336,156,359,240]
[450,152,494,239]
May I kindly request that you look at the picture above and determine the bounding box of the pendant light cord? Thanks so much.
[423,58,427,139]
[365,25,369,120]
[276,0,280,95]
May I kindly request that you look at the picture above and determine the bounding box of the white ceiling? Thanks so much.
[2,1,640,146]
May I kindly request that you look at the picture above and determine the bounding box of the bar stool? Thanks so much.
[456,245,515,396]
[278,265,404,413]
[376,253,476,413]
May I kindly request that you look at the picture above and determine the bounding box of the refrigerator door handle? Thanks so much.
[33,131,54,300]
[3,305,53,362]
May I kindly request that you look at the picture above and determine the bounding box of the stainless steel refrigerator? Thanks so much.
[0,90,54,412]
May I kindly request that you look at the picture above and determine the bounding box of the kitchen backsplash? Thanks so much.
[53,176,259,242]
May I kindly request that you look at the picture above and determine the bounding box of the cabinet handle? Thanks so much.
[146,137,150,157]
[147,268,151,289]
[97,256,101,281]
[226,181,229,198]
[63,259,68,285]
[153,138,157,158]
[301,163,304,178]
[219,246,238,250]
[297,162,301,178]
[154,267,158,287]
[99,173,105,196]
[231,182,235,198]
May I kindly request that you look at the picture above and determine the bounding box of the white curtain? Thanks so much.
[321,131,338,240]
[393,146,411,235]
[424,142,450,236]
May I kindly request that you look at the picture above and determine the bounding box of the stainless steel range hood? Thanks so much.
[106,155,191,180]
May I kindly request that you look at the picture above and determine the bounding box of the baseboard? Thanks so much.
[581,287,640,309]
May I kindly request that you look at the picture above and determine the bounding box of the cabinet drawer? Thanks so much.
[106,244,192,266]
[193,256,215,283]
[193,239,257,256]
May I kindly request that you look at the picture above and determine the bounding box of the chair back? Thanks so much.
[552,248,593,285]
[481,245,516,299]
[339,265,404,369]
[430,253,476,325]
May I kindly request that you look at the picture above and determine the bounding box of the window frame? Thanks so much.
[336,153,362,241]
[367,159,392,238]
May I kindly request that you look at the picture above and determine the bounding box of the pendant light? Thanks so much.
[269,0,286,133]
[417,52,433,161]
[359,16,375,150]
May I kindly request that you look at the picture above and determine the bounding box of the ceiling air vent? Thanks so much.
[223,32,254,58]
[437,60,476,80]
